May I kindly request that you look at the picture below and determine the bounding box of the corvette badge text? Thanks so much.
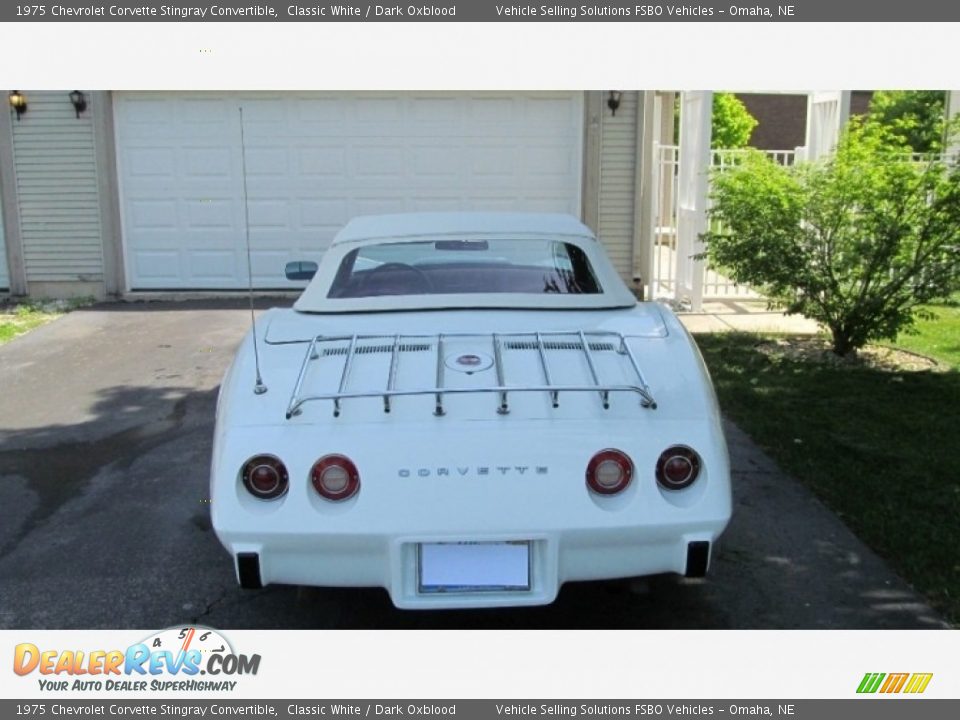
[12,629,260,693]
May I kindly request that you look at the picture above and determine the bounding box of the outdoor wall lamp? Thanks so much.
[607,90,622,116]
[69,90,87,118]
[9,90,27,120]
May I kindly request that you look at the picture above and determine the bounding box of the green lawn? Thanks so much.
[0,303,62,344]
[695,316,960,624]
[0,298,93,345]
[889,296,960,368]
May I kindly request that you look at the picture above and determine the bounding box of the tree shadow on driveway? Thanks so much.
[0,382,947,629]
[0,302,951,629]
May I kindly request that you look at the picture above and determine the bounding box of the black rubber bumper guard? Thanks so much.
[236,552,263,590]
[685,541,711,578]
[238,544,712,589]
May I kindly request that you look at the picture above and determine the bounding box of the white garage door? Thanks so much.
[115,92,584,290]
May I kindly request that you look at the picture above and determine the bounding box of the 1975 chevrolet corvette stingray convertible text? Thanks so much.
[211,212,732,609]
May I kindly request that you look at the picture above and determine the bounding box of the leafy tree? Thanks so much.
[867,90,947,154]
[712,93,758,149]
[671,93,758,148]
[703,119,960,356]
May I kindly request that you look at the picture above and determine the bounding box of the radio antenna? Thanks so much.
[239,107,267,395]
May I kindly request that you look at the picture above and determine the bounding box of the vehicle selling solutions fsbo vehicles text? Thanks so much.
[494,5,794,18]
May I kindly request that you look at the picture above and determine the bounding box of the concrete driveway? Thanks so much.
[0,301,948,629]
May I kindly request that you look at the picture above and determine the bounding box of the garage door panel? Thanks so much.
[350,197,408,218]
[352,147,405,179]
[523,197,579,214]
[409,197,465,213]
[187,251,238,282]
[180,100,235,133]
[129,200,178,229]
[184,199,235,230]
[117,92,583,290]
[246,147,291,176]
[133,251,181,282]
[294,98,347,125]
[299,199,350,229]
[120,99,175,134]
[410,144,463,178]
[127,148,176,178]
[299,148,346,176]
[183,147,234,178]
[409,97,462,125]
[466,198,526,213]
[470,97,520,125]
[354,96,405,125]
[247,200,292,229]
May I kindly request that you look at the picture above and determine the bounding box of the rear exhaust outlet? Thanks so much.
[685,541,710,578]
[237,552,263,589]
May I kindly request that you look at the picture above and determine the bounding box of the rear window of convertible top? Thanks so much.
[327,239,603,298]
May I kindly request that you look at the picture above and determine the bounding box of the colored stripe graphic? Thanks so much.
[857,673,885,693]
[903,673,934,694]
[857,672,933,694]
[880,673,909,693]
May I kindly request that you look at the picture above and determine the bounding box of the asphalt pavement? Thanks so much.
[0,300,948,629]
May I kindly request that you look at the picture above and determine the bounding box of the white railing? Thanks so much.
[712,148,797,169]
[901,152,958,165]
[651,145,796,302]
[649,145,957,305]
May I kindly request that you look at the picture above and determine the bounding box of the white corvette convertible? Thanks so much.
[211,212,732,609]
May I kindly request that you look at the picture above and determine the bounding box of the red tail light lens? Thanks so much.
[586,449,633,495]
[656,446,702,490]
[311,454,360,501]
[241,455,289,500]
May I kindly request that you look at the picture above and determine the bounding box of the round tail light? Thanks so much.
[656,446,702,490]
[311,454,360,501]
[241,455,289,499]
[586,449,633,495]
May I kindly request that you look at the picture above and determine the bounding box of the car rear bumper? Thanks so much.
[217,520,726,609]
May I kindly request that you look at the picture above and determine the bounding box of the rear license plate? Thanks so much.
[418,541,531,593]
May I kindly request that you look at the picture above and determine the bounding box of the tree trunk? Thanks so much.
[830,327,858,357]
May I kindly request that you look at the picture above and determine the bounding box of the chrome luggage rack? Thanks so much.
[285,331,657,419]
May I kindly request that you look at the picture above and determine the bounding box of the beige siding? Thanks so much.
[598,91,639,281]
[11,91,104,283]
[0,197,7,289]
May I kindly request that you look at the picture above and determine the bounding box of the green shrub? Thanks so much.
[711,93,758,149]
[704,119,960,356]
[867,90,947,154]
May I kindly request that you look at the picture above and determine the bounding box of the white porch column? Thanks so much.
[946,91,960,159]
[675,91,712,312]
[801,91,852,161]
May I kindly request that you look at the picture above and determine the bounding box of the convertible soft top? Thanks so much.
[294,212,639,313]
[330,212,600,245]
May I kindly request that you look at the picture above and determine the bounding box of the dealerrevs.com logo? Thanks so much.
[856,672,933,695]
[13,626,260,692]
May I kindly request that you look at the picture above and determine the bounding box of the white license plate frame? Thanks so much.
[417,541,532,594]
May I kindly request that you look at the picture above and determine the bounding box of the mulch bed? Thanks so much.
[755,336,946,373]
